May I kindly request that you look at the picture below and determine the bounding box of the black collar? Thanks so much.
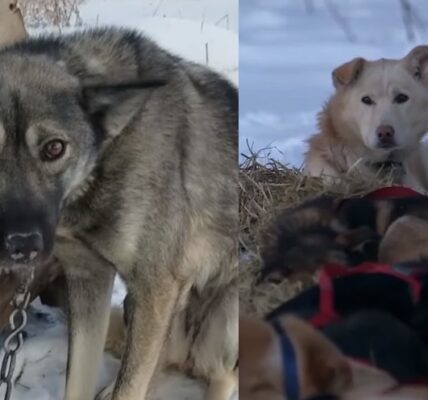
[370,160,403,171]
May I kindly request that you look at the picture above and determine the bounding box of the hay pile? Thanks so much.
[239,152,397,317]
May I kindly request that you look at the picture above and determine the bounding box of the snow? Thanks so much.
[240,0,428,166]
[30,0,238,85]
[1,1,237,399]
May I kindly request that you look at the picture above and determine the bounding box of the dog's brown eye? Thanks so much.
[361,96,374,105]
[9,3,15,11]
[42,140,66,161]
[394,93,409,104]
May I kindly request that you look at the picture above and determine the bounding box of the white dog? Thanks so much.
[304,46,428,192]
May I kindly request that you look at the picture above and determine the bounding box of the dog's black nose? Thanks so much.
[376,125,396,147]
[5,232,43,263]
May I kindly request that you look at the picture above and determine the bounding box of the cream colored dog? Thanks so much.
[304,46,428,192]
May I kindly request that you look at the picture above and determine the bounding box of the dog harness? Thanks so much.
[268,186,428,399]
[271,317,341,400]
[271,318,340,400]
[271,320,300,400]
[270,260,428,399]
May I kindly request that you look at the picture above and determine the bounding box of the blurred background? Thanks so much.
[240,0,428,166]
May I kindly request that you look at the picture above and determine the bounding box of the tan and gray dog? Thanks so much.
[0,28,238,400]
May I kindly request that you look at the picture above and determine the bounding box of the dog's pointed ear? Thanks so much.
[404,45,428,84]
[332,58,365,88]
[80,79,166,141]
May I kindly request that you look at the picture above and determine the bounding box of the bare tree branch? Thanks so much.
[325,0,356,42]
[399,0,426,42]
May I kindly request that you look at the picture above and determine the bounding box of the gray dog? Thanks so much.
[0,27,238,400]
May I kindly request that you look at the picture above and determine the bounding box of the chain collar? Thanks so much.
[0,268,34,400]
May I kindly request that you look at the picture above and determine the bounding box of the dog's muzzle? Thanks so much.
[5,232,44,264]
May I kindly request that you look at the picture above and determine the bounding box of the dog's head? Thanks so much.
[331,46,428,155]
[0,34,165,271]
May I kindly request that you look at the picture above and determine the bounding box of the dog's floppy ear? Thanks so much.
[284,316,398,398]
[80,79,166,141]
[239,316,285,399]
[404,45,428,84]
[282,316,352,398]
[332,58,365,88]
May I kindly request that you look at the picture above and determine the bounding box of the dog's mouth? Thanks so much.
[377,142,398,150]
[0,264,34,284]
[0,249,54,275]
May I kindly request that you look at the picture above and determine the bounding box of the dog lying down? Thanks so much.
[240,314,428,400]
[260,193,428,281]
[303,46,428,193]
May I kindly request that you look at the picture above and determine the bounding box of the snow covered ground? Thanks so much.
[0,1,237,399]
[31,0,238,85]
[240,0,428,166]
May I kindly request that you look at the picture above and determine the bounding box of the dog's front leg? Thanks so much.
[55,236,116,400]
[111,273,179,400]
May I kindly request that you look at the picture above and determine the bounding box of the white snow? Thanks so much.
[240,0,428,165]
[30,1,238,85]
[1,1,237,399]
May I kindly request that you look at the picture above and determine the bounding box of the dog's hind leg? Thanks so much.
[195,275,238,400]
[55,236,116,400]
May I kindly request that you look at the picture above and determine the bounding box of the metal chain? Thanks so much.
[0,269,34,400]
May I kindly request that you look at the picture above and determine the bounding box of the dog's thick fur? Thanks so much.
[0,28,238,400]
[304,46,428,192]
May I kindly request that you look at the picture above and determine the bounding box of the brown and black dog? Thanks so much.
[260,194,428,281]
[240,314,428,400]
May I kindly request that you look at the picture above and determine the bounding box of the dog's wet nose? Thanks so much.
[5,232,43,263]
[376,125,395,140]
[376,125,395,147]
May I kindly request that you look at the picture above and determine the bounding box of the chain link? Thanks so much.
[0,269,34,400]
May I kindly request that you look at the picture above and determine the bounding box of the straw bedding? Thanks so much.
[239,150,397,317]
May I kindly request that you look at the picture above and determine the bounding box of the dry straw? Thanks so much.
[239,147,397,317]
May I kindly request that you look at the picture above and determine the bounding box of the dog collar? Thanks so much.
[370,160,403,170]
[271,320,300,400]
[271,320,340,400]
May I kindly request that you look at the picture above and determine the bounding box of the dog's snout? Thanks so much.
[376,125,396,147]
[376,125,395,140]
[5,232,43,263]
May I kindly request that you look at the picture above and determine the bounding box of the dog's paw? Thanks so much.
[95,382,114,400]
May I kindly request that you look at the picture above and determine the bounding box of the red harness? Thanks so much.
[272,186,428,398]
[310,185,426,328]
